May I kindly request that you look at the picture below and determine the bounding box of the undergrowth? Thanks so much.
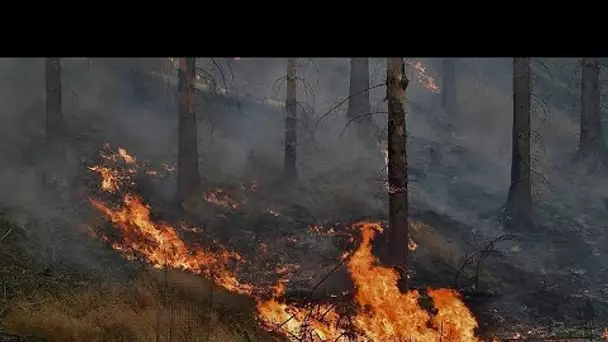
[2,272,276,342]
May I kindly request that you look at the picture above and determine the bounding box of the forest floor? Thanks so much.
[1,58,608,341]
[1,164,607,341]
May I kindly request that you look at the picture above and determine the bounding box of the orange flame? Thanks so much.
[88,146,483,341]
[88,165,121,193]
[256,222,479,341]
[117,147,136,164]
[88,145,251,294]
[89,194,252,295]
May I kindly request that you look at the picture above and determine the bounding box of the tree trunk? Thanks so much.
[177,57,200,209]
[504,57,533,229]
[384,57,409,288]
[45,58,62,143]
[577,57,605,168]
[346,58,372,138]
[284,58,297,181]
[441,58,457,116]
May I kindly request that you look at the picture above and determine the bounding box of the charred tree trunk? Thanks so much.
[45,58,62,146]
[503,57,533,229]
[577,57,605,169]
[177,57,200,210]
[284,58,297,181]
[441,58,457,116]
[384,58,410,289]
[346,58,373,138]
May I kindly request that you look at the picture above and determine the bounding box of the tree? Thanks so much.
[177,57,200,209]
[284,58,297,181]
[383,57,410,289]
[441,58,457,116]
[45,58,62,145]
[576,57,605,169]
[503,57,533,229]
[346,58,373,138]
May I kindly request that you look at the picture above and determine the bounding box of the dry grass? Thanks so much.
[2,271,277,342]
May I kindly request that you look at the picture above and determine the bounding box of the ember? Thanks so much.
[406,60,441,93]
[204,188,240,211]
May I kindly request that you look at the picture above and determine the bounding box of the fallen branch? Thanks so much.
[454,234,517,290]
[270,250,355,333]
[0,227,13,242]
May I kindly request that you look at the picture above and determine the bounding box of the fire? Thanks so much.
[88,145,481,341]
[88,165,121,193]
[348,222,478,341]
[256,281,346,341]
[117,147,136,164]
[309,223,417,251]
[89,194,252,295]
[204,188,240,211]
[88,145,252,294]
[99,145,136,165]
[89,145,139,193]
[406,60,440,93]
[257,222,479,341]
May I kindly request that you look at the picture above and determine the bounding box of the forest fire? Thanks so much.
[88,146,251,294]
[87,165,121,192]
[406,60,440,93]
[88,194,252,295]
[258,222,479,341]
[88,146,137,192]
[88,146,485,341]
[204,188,240,210]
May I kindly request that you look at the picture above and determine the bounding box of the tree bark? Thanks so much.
[284,58,297,181]
[441,58,457,116]
[177,57,200,209]
[504,57,533,229]
[384,57,409,288]
[45,58,62,143]
[346,58,372,138]
[577,57,605,168]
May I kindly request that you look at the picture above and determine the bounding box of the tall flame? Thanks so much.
[256,222,480,341]
[88,145,484,341]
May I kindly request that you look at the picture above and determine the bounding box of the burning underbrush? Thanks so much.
[82,145,493,341]
[2,144,606,341]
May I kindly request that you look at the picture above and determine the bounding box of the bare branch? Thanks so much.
[339,111,388,137]
[315,83,386,128]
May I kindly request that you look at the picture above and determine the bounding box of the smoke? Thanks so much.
[0,58,606,325]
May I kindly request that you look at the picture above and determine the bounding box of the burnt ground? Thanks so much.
[4,114,608,340]
[185,180,608,339]
[103,135,607,339]
[1,58,608,341]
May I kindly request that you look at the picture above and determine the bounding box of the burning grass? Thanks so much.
[85,146,484,341]
[33,144,603,342]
